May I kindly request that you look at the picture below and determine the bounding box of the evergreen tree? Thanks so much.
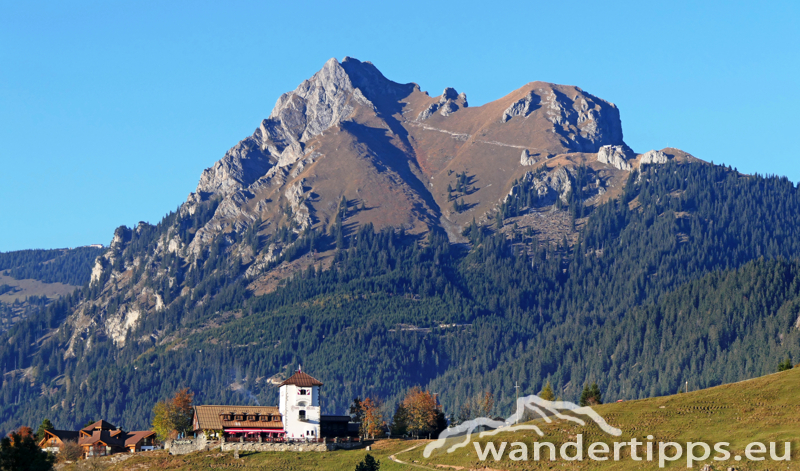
[349,397,364,423]
[354,453,380,471]
[390,403,408,437]
[579,383,602,406]
[34,418,53,442]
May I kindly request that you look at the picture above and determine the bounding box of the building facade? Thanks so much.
[78,420,156,457]
[278,370,323,439]
[193,405,285,442]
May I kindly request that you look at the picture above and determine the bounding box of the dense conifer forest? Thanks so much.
[1,162,799,433]
[0,247,104,286]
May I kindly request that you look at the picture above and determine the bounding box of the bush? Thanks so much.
[58,440,82,463]
[778,357,794,372]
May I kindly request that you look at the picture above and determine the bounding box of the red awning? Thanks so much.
[224,428,285,433]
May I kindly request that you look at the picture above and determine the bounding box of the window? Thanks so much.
[248,415,257,421]
[298,401,308,407]
[299,410,306,421]
[299,388,308,395]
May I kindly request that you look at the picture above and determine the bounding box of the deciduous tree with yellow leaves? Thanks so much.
[152,388,194,441]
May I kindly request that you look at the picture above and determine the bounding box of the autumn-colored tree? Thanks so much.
[455,392,493,425]
[152,388,195,441]
[0,427,55,471]
[152,401,174,441]
[539,382,555,401]
[359,397,386,439]
[14,426,33,440]
[401,387,438,438]
[475,392,494,417]
[172,388,195,434]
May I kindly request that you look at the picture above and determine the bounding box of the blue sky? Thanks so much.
[1,0,798,251]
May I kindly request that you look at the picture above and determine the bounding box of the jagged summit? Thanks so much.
[183,56,697,252]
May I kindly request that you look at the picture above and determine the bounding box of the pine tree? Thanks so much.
[539,382,555,401]
[355,453,380,471]
[34,418,53,442]
[349,397,364,423]
[579,382,602,406]
[390,403,408,436]
[778,357,794,372]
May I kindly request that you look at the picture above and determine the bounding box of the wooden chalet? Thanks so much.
[193,405,285,442]
[38,429,79,453]
[78,420,156,457]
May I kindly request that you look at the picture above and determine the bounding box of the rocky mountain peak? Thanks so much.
[501,84,625,154]
[192,57,417,202]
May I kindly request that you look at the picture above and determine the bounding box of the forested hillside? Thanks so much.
[0,246,104,333]
[2,162,800,433]
[0,247,104,286]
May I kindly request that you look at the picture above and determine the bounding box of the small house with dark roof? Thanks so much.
[77,420,157,457]
[38,429,80,453]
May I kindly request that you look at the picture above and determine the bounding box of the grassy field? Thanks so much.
[62,367,800,470]
[0,273,76,303]
[62,439,426,471]
[405,366,800,470]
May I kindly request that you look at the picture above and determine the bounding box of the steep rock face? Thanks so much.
[195,138,276,199]
[267,57,368,143]
[541,88,623,152]
[502,90,540,122]
[535,166,573,204]
[597,145,633,171]
[499,86,624,153]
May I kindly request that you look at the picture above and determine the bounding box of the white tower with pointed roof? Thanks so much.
[278,368,323,439]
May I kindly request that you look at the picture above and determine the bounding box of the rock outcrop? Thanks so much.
[418,87,468,120]
[502,90,541,122]
[640,149,670,165]
[542,88,624,153]
[520,149,537,166]
[597,145,633,171]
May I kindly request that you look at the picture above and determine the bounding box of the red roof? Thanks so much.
[279,371,323,387]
